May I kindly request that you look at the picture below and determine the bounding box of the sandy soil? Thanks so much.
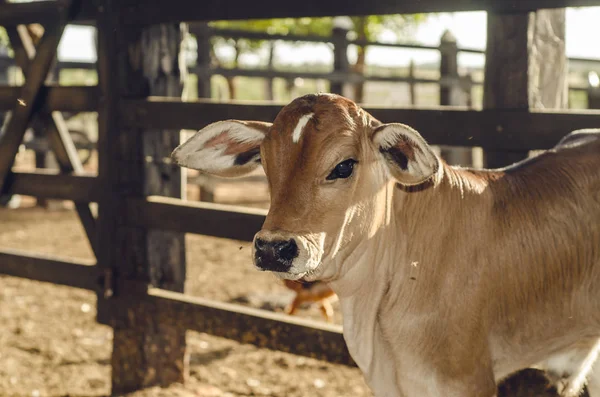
[0,206,369,397]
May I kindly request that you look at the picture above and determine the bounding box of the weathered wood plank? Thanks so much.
[0,1,61,26]
[483,10,567,167]
[0,19,68,193]
[8,170,97,201]
[0,85,98,112]
[205,66,459,85]
[0,0,97,26]
[4,20,99,257]
[96,3,188,391]
[138,22,189,389]
[95,0,121,339]
[148,289,353,365]
[126,196,266,241]
[118,0,600,25]
[0,248,97,291]
[46,112,99,255]
[121,99,600,151]
[99,287,353,366]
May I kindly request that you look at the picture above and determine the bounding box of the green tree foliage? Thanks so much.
[207,15,426,101]
[0,27,9,49]
[210,15,424,42]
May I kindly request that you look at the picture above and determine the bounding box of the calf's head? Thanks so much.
[172,94,440,281]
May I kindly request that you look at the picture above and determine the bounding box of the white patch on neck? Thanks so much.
[292,113,314,143]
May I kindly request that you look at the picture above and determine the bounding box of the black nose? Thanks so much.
[254,238,298,272]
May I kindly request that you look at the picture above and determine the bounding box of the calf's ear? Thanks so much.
[171,120,271,177]
[372,123,440,186]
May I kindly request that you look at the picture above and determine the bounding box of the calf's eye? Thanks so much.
[326,159,358,180]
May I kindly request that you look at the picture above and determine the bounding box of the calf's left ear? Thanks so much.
[372,123,440,186]
[171,120,271,178]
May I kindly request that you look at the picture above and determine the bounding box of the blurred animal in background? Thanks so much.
[282,280,337,323]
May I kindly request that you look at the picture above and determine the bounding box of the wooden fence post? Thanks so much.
[0,48,7,128]
[483,9,567,168]
[439,30,460,107]
[408,60,416,106]
[588,75,600,109]
[33,62,60,208]
[439,30,473,167]
[264,41,275,101]
[0,47,9,207]
[97,2,188,393]
[331,18,350,96]
[193,22,211,99]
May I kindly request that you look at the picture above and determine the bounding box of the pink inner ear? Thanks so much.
[204,131,258,156]
[204,132,231,148]
[395,136,417,161]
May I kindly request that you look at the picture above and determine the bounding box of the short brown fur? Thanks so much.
[258,94,600,396]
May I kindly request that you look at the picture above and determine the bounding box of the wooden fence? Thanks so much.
[2,24,599,106]
[0,0,600,394]
[189,25,600,106]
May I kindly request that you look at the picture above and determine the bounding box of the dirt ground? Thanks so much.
[0,152,567,397]
[0,204,371,397]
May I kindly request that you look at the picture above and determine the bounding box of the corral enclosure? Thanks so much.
[1,0,600,396]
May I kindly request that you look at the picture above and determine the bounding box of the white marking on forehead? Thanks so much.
[292,113,314,143]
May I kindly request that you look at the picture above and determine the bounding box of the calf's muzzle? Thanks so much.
[254,237,298,272]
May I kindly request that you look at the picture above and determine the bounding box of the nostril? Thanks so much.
[275,239,298,261]
[254,238,267,252]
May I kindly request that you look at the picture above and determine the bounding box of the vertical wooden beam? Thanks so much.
[0,47,8,128]
[589,83,600,109]
[0,19,66,192]
[483,9,567,168]
[3,21,98,253]
[408,60,416,106]
[264,41,275,101]
[439,30,473,167]
[193,22,211,99]
[331,21,349,96]
[97,2,188,393]
[439,30,460,107]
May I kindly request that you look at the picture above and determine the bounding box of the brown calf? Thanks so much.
[172,93,600,397]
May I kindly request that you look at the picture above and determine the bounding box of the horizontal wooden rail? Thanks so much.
[206,66,469,86]
[0,1,62,26]
[0,248,98,291]
[149,289,353,365]
[205,27,479,53]
[121,98,281,132]
[121,98,600,151]
[126,196,266,241]
[0,57,96,71]
[8,170,98,202]
[99,288,353,366]
[55,61,97,70]
[0,85,98,112]
[570,56,600,65]
[206,27,600,64]
[206,27,485,54]
[205,27,333,44]
[118,0,600,25]
[0,0,97,26]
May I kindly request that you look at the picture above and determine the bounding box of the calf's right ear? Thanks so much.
[372,123,440,186]
[171,120,271,178]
